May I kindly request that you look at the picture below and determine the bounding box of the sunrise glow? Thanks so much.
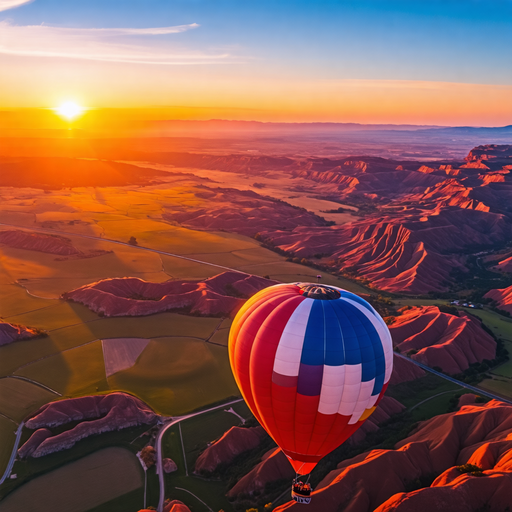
[55,101,85,121]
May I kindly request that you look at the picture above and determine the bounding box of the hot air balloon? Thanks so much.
[228,283,393,504]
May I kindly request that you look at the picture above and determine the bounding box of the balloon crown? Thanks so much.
[298,284,341,300]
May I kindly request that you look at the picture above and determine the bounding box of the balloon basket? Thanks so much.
[291,480,312,504]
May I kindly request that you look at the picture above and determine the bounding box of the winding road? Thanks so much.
[155,398,244,512]
[0,422,24,486]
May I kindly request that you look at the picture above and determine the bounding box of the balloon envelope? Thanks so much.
[229,283,393,474]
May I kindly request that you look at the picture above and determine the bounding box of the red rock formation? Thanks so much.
[17,428,52,458]
[164,187,329,238]
[348,397,406,445]
[416,179,490,211]
[275,401,512,512]
[389,353,426,385]
[0,321,40,346]
[227,447,295,498]
[457,393,478,409]
[0,230,81,256]
[194,426,265,473]
[163,500,192,512]
[63,272,277,317]
[229,398,404,498]
[460,161,491,170]
[389,306,496,374]
[484,285,512,315]
[19,393,157,458]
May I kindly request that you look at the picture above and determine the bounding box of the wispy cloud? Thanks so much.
[0,21,234,65]
[0,0,33,12]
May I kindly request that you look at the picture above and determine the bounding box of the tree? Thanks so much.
[128,236,138,246]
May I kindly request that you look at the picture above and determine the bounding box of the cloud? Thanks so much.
[0,21,234,65]
[0,0,33,12]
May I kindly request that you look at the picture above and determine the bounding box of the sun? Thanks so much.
[55,101,85,121]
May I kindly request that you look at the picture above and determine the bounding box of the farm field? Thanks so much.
[108,337,238,415]
[0,447,143,512]
[0,378,57,423]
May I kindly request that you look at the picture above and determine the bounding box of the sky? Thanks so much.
[1,0,512,125]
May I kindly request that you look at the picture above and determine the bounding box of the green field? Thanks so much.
[0,447,143,512]
[0,378,57,423]
[108,337,238,415]
[14,341,107,397]
[478,377,512,399]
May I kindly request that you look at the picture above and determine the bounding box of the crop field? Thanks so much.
[0,378,57,423]
[14,340,108,397]
[0,447,143,512]
[108,337,238,415]
[102,338,150,377]
[478,377,512,399]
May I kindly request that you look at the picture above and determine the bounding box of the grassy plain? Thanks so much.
[108,337,238,415]
[15,340,107,397]
[0,378,57,423]
[0,447,142,512]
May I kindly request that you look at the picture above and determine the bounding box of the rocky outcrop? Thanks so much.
[275,400,512,512]
[164,187,329,238]
[227,447,295,498]
[19,393,157,458]
[484,285,512,315]
[266,207,512,294]
[457,393,479,409]
[0,230,82,256]
[63,271,277,317]
[228,398,404,498]
[194,426,266,474]
[0,321,40,346]
[17,428,52,458]
[348,397,406,445]
[164,500,192,512]
[389,306,496,374]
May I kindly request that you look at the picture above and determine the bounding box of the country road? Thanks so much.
[155,398,244,512]
[0,422,24,486]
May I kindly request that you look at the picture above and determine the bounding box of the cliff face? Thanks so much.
[19,393,157,458]
[227,397,404,498]
[63,271,277,317]
[275,400,512,512]
[389,306,496,374]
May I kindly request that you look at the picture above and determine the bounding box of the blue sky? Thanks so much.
[1,0,511,124]
[4,0,511,84]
